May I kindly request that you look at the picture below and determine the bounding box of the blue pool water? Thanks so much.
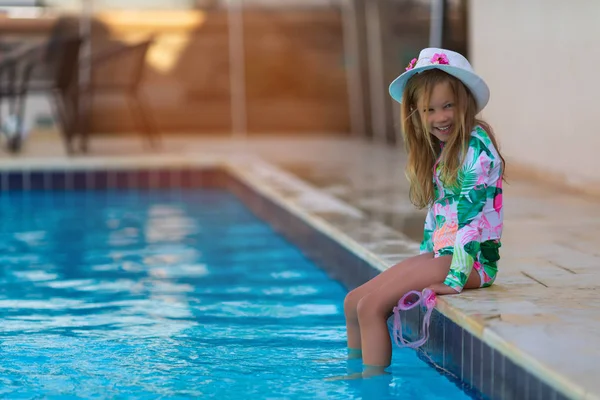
[0,189,472,399]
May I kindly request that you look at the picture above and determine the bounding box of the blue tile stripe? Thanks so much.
[0,169,227,191]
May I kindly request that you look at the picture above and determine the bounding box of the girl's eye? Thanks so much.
[444,103,454,109]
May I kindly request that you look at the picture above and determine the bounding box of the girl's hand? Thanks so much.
[426,283,459,295]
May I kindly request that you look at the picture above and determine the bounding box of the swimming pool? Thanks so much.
[0,188,475,399]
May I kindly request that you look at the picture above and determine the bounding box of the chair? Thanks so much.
[0,36,82,154]
[0,16,160,155]
[78,36,160,153]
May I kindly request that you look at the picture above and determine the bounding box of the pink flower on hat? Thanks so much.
[431,53,449,65]
[405,58,417,71]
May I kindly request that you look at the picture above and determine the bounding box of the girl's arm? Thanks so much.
[426,282,460,295]
[443,138,495,293]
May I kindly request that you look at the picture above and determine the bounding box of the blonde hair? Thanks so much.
[400,69,505,209]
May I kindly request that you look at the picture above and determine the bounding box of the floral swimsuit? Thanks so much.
[420,126,504,293]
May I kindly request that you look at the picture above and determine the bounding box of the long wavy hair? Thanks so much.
[400,69,505,209]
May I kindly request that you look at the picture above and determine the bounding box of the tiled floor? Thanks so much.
[5,131,600,399]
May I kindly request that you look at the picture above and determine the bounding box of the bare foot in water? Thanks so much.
[325,366,389,381]
[315,348,362,363]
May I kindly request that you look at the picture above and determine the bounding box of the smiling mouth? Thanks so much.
[435,125,451,134]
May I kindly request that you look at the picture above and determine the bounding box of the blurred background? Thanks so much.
[0,0,598,191]
[0,0,466,145]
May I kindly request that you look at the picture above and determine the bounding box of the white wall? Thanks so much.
[469,0,600,189]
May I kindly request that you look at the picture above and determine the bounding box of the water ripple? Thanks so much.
[0,190,472,400]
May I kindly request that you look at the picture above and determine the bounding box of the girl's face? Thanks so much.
[420,81,455,142]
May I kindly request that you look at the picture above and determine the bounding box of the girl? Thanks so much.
[343,48,505,375]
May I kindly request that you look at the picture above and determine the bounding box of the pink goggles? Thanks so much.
[392,288,436,349]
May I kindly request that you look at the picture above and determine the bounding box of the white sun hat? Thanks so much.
[388,48,490,113]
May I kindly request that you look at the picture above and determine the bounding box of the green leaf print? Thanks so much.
[480,240,501,263]
[456,147,488,227]
[456,271,469,286]
[464,241,481,258]
[483,262,498,279]
[475,126,492,146]
[458,186,487,228]
[486,185,502,200]
[450,247,474,275]
[470,136,494,160]
[468,184,487,203]
[458,158,479,194]
[438,247,454,257]
[435,214,446,227]
[420,228,433,252]
[423,228,433,241]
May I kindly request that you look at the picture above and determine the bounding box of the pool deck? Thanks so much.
[4,132,600,399]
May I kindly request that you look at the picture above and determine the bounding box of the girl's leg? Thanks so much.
[357,255,481,368]
[343,253,433,352]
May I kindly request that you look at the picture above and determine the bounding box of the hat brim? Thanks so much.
[388,64,490,113]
